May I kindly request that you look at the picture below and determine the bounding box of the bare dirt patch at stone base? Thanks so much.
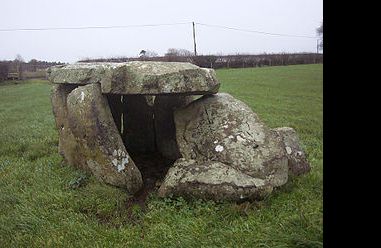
[125,152,175,213]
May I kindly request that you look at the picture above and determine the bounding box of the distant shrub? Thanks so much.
[0,62,9,82]
[23,70,47,79]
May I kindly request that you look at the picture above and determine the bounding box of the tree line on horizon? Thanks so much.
[79,49,323,69]
[1,50,323,82]
[0,55,63,82]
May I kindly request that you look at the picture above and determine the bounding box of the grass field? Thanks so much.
[0,64,323,247]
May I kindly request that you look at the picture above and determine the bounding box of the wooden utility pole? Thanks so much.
[192,22,197,56]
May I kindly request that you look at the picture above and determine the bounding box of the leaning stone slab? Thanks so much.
[158,158,273,201]
[47,61,219,95]
[174,93,289,188]
[66,83,142,193]
[273,127,311,176]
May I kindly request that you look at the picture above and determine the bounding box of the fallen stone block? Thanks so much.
[273,127,311,176]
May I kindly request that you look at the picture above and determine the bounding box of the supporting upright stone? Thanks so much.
[153,95,193,160]
[51,84,82,169]
[122,95,156,153]
[66,83,142,193]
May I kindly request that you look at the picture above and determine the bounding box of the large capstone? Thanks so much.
[65,83,142,193]
[158,93,289,200]
[47,61,219,95]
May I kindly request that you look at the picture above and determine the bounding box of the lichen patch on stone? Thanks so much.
[286,146,292,154]
[215,145,224,152]
[112,156,129,172]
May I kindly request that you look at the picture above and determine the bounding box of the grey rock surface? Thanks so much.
[47,61,219,95]
[51,84,81,168]
[158,93,290,200]
[158,158,273,201]
[66,83,142,193]
[174,93,289,187]
[273,127,311,176]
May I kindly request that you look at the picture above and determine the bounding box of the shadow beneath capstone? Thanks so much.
[106,94,178,209]
[131,151,175,191]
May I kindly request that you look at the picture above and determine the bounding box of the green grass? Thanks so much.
[0,64,323,247]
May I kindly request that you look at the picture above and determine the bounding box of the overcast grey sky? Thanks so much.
[0,0,322,63]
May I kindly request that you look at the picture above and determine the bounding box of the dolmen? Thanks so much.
[47,61,310,202]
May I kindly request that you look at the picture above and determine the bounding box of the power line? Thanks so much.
[1,21,320,39]
[0,22,192,32]
[196,22,318,39]
[0,21,320,41]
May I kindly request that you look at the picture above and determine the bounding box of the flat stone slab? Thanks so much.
[47,61,220,95]
[158,158,273,201]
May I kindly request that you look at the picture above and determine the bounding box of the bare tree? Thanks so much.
[144,50,159,57]
[165,48,192,57]
[164,48,192,62]
[14,54,24,79]
[29,59,38,72]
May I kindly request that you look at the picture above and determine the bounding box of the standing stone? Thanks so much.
[159,93,289,200]
[273,127,311,176]
[153,95,193,160]
[122,95,156,153]
[51,84,82,169]
[66,83,142,193]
